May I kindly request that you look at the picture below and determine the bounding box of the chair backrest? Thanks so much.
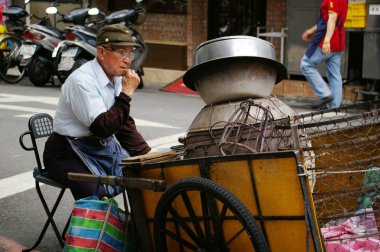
[19,113,54,171]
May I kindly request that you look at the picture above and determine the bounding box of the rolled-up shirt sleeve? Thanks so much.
[115,116,151,156]
[89,92,150,156]
[89,92,132,138]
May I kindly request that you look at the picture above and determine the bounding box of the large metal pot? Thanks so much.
[183,36,287,105]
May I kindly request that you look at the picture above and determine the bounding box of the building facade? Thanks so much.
[94,0,287,71]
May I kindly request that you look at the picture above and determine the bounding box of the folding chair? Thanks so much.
[19,113,69,251]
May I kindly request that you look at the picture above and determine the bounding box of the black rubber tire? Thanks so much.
[71,58,88,74]
[53,46,69,85]
[137,76,144,89]
[0,36,25,84]
[153,177,269,252]
[137,67,144,89]
[54,50,88,85]
[27,57,52,87]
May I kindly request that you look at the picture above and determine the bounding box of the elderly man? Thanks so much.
[43,24,151,199]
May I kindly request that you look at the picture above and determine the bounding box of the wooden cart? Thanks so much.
[70,150,324,252]
[69,100,380,251]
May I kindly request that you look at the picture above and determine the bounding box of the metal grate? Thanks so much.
[274,100,380,249]
[31,115,53,139]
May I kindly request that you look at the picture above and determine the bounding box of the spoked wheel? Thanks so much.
[153,177,269,252]
[0,36,25,84]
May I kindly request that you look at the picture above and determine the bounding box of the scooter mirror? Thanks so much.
[46,6,58,14]
[24,0,30,4]
[88,8,100,16]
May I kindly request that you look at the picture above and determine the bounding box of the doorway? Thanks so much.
[208,0,266,39]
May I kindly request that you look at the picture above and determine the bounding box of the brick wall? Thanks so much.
[186,0,208,67]
[138,0,207,68]
[94,0,288,69]
[138,13,187,42]
[94,0,207,69]
[266,0,287,61]
[272,79,366,102]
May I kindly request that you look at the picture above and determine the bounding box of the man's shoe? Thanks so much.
[312,96,333,109]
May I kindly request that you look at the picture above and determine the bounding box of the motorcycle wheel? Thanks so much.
[53,46,69,85]
[71,58,88,74]
[138,76,144,89]
[137,67,144,89]
[0,36,26,84]
[27,57,52,87]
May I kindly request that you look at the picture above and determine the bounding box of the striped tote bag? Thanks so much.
[64,196,134,252]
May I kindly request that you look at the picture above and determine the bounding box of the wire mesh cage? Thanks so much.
[274,100,380,250]
[183,97,297,158]
[183,98,380,249]
[218,99,276,155]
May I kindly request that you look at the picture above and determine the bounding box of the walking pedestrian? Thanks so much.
[300,0,348,109]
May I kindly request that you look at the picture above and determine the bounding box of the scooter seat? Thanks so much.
[62,8,90,26]
[30,24,63,38]
[67,25,96,38]
[80,25,97,36]
[3,5,29,20]
[105,9,137,24]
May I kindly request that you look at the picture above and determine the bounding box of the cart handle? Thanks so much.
[68,172,166,192]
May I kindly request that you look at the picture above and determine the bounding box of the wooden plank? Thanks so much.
[124,169,154,252]
[145,39,187,46]
[67,173,166,192]
[120,150,178,165]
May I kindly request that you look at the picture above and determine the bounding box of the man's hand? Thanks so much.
[121,69,140,97]
[301,25,317,42]
[322,41,331,55]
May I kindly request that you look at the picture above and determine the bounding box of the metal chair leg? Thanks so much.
[61,214,71,241]
[22,182,66,252]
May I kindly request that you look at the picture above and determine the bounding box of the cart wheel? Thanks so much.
[153,177,269,252]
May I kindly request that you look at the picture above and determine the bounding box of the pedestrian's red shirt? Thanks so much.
[319,0,348,51]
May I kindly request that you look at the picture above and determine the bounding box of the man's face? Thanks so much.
[97,45,134,77]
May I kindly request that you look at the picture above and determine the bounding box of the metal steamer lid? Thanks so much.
[183,36,287,91]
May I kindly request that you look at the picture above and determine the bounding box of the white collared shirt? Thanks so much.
[53,59,122,137]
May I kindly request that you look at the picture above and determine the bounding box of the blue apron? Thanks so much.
[66,135,130,196]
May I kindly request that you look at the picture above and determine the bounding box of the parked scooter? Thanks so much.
[20,6,96,86]
[53,3,148,88]
[52,10,99,84]
[0,0,44,84]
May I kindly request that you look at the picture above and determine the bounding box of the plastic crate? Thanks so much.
[346,2,366,19]
[344,16,366,28]
[348,0,366,3]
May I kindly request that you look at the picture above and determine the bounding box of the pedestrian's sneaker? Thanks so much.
[312,96,333,109]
